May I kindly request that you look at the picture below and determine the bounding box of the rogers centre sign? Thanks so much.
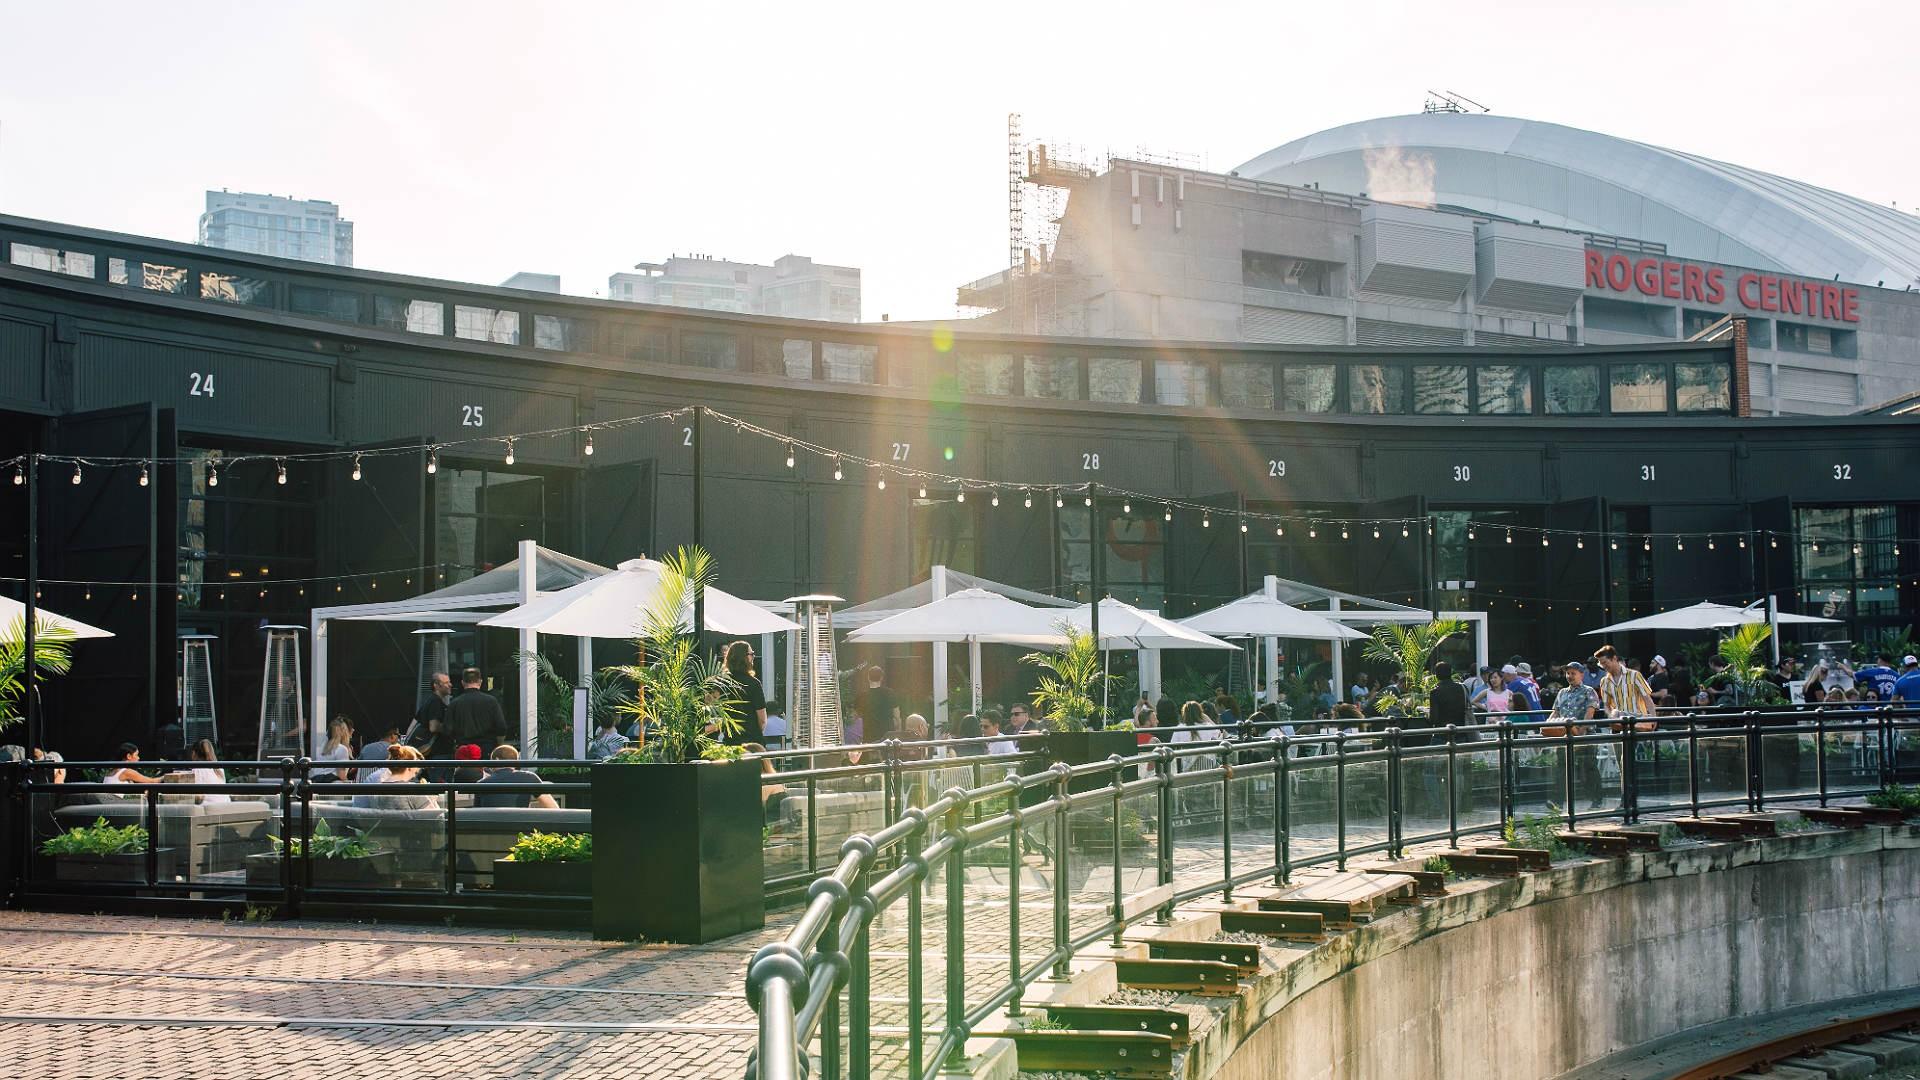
[1585,249,1860,323]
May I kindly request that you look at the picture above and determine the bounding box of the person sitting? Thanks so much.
[452,743,486,784]
[949,713,984,757]
[359,723,402,772]
[588,717,630,760]
[760,700,789,750]
[186,738,229,805]
[314,717,355,781]
[744,742,788,824]
[102,742,161,785]
[475,745,559,809]
[898,713,931,761]
[351,745,438,810]
[981,712,1016,757]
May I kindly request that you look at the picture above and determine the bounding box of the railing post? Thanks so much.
[1385,727,1403,860]
[1815,710,1829,806]
[819,894,842,1079]
[278,758,298,915]
[1445,725,1460,851]
[1497,722,1513,834]
[1007,783,1023,1018]
[1879,707,1894,791]
[1218,748,1234,903]
[944,792,971,1069]
[1273,734,1289,886]
[805,771,819,878]
[847,863,872,1080]
[1113,755,1128,945]
[1156,745,1174,923]
[445,776,459,898]
[143,785,158,887]
[1563,721,1578,831]
[906,809,926,1080]
[1687,719,1701,819]
[1051,763,1072,980]
[1334,733,1348,871]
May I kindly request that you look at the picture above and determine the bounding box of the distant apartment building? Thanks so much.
[500,272,562,293]
[198,190,354,266]
[608,253,859,322]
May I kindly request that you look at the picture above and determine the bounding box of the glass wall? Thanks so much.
[1060,502,1164,607]
[433,466,571,586]
[1794,505,1916,650]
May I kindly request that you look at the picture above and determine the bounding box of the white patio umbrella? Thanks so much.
[1065,598,1238,719]
[478,558,799,637]
[0,596,114,639]
[845,588,1067,715]
[1181,594,1365,710]
[1582,600,1839,636]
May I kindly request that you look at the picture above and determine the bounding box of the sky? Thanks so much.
[2,0,1917,323]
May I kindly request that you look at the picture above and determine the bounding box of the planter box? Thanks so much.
[52,849,174,884]
[592,760,764,944]
[244,849,398,889]
[494,857,593,896]
[1046,730,1142,795]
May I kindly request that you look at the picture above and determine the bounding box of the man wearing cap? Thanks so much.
[1549,661,1603,808]
[1505,663,1542,714]
[1893,656,1920,705]
[1647,655,1672,707]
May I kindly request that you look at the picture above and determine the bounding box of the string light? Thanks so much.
[1340,525,1349,541]
[351,454,362,481]
[1122,500,1131,514]
[832,458,842,481]
[955,488,964,503]
[426,450,438,475]
[1240,519,1249,534]
[875,473,886,491]
[1707,537,1715,550]
[1576,536,1584,549]
[11,462,20,486]
[1402,525,1409,538]
[275,459,287,486]
[1811,538,1820,553]
[919,483,928,498]
[1609,539,1618,551]
[1163,505,1172,522]
[1202,513,1211,529]
[990,491,999,506]
[1309,524,1318,539]
[1467,525,1476,540]
[1852,541,1861,556]
[503,439,515,466]
[785,445,795,469]
[1769,536,1777,549]
[138,462,149,487]
[1276,524,1285,537]
[1738,536,1747,549]
[1643,537,1652,552]
[1023,490,1032,508]
[71,463,82,485]
[1504,529,1513,544]
[1541,535,1549,547]
[1084,494,1093,507]
[1676,537,1684,551]
[1372,525,1381,540]
[1056,494,1065,509]
[583,432,594,457]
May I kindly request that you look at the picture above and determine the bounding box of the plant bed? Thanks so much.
[41,817,167,884]
[52,850,175,884]
[246,849,397,889]
[592,758,763,943]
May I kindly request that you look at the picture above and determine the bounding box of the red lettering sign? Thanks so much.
[1588,249,1861,323]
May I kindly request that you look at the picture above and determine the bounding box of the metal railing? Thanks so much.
[744,705,1920,1080]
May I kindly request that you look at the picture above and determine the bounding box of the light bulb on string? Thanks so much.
[1708,537,1716,550]
[832,458,842,481]
[1811,538,1820,553]
[1852,542,1861,556]
[919,483,928,498]
[207,462,219,487]
[1676,537,1684,551]
[1084,494,1093,507]
[1541,535,1549,547]
[1467,525,1476,540]
[1240,519,1249,534]
[1504,529,1513,544]
[1371,525,1381,540]
[1309,524,1318,539]
[1609,539,1618,551]
[275,458,287,486]
[1769,536,1778,549]
[1738,536,1747,549]
[1341,525,1350,541]
[583,431,595,457]
[71,462,82,485]
[991,491,999,507]
[351,454,362,481]
[1023,490,1032,508]
[139,462,149,487]
[1426,520,1434,536]
[876,473,886,491]
[1576,535,1585,549]
[426,450,438,475]
[1056,494,1064,509]
[785,445,795,469]
[1122,500,1131,514]
[1402,525,1409,538]
[11,462,21,486]
[956,488,965,503]
[1276,524,1285,537]
[1202,513,1211,529]
[1163,505,1172,522]
[1643,537,1651,552]
[503,439,515,466]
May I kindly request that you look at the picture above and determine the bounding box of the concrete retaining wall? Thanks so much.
[1200,827,1920,1080]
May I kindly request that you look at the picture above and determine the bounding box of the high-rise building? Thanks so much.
[198,190,354,266]
[500,272,561,293]
[608,253,859,321]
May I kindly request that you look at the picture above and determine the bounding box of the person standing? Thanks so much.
[720,641,768,746]
[447,668,508,752]
[1647,655,1672,707]
[408,672,453,748]
[858,666,899,744]
[1504,664,1542,715]
[1549,661,1603,808]
[1856,653,1900,703]
[1428,662,1468,728]
[1892,655,1920,704]
[1594,645,1655,726]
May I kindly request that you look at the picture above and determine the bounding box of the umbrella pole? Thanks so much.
[1102,648,1110,724]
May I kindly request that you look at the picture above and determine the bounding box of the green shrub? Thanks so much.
[41,817,146,856]
[1422,855,1453,879]
[1503,806,1575,861]
[1867,784,1920,814]
[506,830,592,864]
[269,818,376,859]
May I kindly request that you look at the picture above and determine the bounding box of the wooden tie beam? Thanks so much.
[1590,827,1665,852]
[1148,939,1261,977]
[1443,850,1523,877]
[1670,817,1748,841]
[1555,831,1632,856]
[1368,866,1449,896]
[1009,1029,1177,1078]
[1797,807,1871,828]
[1471,845,1552,871]
[1257,897,1366,928]
[1113,957,1243,997]
[1040,1004,1191,1049]
[1712,814,1780,837]
[1217,909,1325,941]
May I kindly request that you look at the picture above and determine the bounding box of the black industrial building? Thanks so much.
[1,214,1915,756]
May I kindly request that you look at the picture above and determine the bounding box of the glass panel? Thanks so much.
[1154,359,1211,406]
[533,313,589,351]
[1023,356,1081,400]
[1795,508,1851,582]
[1543,365,1602,414]
[108,257,128,285]
[9,243,94,278]
[1610,362,1668,413]
[822,342,877,383]
[1281,365,1336,412]
[681,330,739,370]
[958,353,1015,395]
[612,323,669,364]
[1675,361,1730,412]
[1219,361,1274,409]
[886,348,925,388]
[454,305,521,345]
[752,337,813,378]
[1087,357,1142,403]
[1412,365,1468,414]
[375,296,444,335]
[1475,365,1532,414]
[140,263,190,295]
[289,285,362,322]
[1348,365,1406,414]
[200,272,272,306]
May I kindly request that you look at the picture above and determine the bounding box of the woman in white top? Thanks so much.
[187,739,229,805]
[314,717,355,781]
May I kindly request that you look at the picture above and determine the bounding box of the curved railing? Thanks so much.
[745,705,1920,1080]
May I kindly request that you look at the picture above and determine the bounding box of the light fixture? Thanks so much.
[1467,526,1476,540]
[1852,541,1862,556]
[351,454,362,481]
[1023,490,1032,508]
[583,431,595,457]
[1676,537,1684,551]
[956,489,965,503]
[1738,536,1747,549]
[1769,536,1778,549]
[139,462,149,487]
[1122,500,1131,514]
[1811,539,1820,553]
[1240,519,1249,533]
[991,491,999,506]
[11,462,21,486]
[1402,525,1409,538]
[876,474,886,490]
[920,483,928,498]
[426,450,438,475]
[1576,536,1585,549]
[1426,520,1434,536]
[1643,537,1651,552]
[785,445,795,468]
[275,458,287,485]
[70,463,82,485]
[1340,525,1349,540]
[1708,537,1716,550]
[1309,524,1318,539]
[504,439,515,466]
[1276,524,1285,537]
[1541,535,1549,547]
[832,458,842,481]
[1056,494,1065,509]
[1372,525,1381,540]
[1203,514,1211,529]
[1163,505,1172,521]
[1084,495,1093,507]
[1504,529,1513,544]
[1609,539,1618,551]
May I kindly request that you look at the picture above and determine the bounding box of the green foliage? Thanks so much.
[1851,625,1916,665]
[1713,623,1783,706]
[506,830,592,864]
[1277,661,1330,716]
[1022,1012,1074,1032]
[1021,623,1113,731]
[1674,641,1717,683]
[1505,805,1575,860]
[1867,784,1920,814]
[0,616,76,731]
[269,818,377,859]
[41,817,146,856]
[513,648,635,757]
[1362,618,1468,718]
[606,546,742,765]
[1658,824,1681,848]
[1422,855,1454,880]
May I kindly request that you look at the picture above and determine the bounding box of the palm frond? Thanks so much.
[1020,622,1111,731]
[605,546,740,763]
[0,617,77,729]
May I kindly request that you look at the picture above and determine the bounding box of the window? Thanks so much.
[121,261,190,295]
[958,353,1016,396]
[533,314,590,352]
[1792,506,1909,638]
[612,323,669,364]
[1674,361,1731,412]
[1059,501,1165,607]
[1682,309,1725,337]
[1348,365,1406,414]
[822,342,876,383]
[681,330,739,370]
[910,497,978,580]
[1609,362,1668,413]
[1280,365,1337,412]
[1543,365,1602,414]
[1475,365,1532,414]
[1087,357,1142,403]
[375,296,445,335]
[1154,359,1211,406]
[1220,361,1274,409]
[9,243,94,278]
[434,467,570,588]
[1024,356,1081,400]
[753,337,813,379]
[200,272,272,306]
[1242,251,1336,296]
[289,285,363,322]
[1412,366,1468,414]
[455,305,521,345]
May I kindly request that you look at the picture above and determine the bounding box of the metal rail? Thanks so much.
[1666,1003,1920,1080]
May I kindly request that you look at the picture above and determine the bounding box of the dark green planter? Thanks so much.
[1046,730,1142,794]
[53,850,174,884]
[495,857,593,896]
[592,760,764,944]
[246,850,397,889]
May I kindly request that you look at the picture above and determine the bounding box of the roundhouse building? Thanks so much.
[978,114,1920,416]
[1,215,1916,753]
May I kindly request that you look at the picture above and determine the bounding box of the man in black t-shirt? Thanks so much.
[859,666,899,743]
[447,668,509,751]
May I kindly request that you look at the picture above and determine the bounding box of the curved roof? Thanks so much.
[1236,114,1920,290]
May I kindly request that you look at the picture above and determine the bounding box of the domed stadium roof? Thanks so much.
[1235,114,1920,291]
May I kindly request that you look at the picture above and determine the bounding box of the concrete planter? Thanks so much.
[591,760,764,943]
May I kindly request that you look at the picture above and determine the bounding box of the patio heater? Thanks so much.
[411,628,454,708]
[257,624,306,758]
[786,594,845,750]
[178,633,218,749]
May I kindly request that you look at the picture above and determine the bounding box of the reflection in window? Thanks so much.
[1349,365,1406,413]
[1475,365,1532,414]
[753,337,813,379]
[958,353,1016,395]
[681,330,738,370]
[200,272,272,306]
[613,323,669,364]
[1024,356,1081,400]
[1088,357,1142,403]
[534,314,589,351]
[822,342,877,383]
[1675,361,1730,411]
[375,296,444,335]
[1543,365,1602,414]
[1412,365,1468,414]
[1281,365,1337,412]
[1610,363,1667,412]
[1060,503,1165,607]
[140,262,190,295]
[1154,359,1211,406]
[910,498,977,579]
[9,244,94,278]
[1242,251,1335,296]
[290,285,363,322]
[455,305,521,345]
[1220,361,1274,409]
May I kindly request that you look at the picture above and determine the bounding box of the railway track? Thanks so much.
[1665,1005,1920,1079]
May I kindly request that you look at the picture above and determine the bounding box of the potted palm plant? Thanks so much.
[494,830,593,896]
[591,546,762,944]
[1023,624,1134,778]
[1361,617,1467,720]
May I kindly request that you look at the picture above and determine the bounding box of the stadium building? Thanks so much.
[965,113,1920,416]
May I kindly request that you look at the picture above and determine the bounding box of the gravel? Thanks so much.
[1103,986,1179,1007]
[1211,930,1273,947]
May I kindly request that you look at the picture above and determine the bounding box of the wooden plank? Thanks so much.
[1590,827,1664,852]
[1446,850,1523,877]
[1120,883,1176,923]
[1040,1004,1191,1049]
[1113,957,1242,997]
[1147,939,1260,977]
[1839,806,1909,826]
[1555,831,1631,856]
[1218,909,1324,941]
[1010,1030,1177,1078]
[1289,870,1418,906]
[1368,866,1448,896]
[1471,845,1552,871]
[1708,815,1779,838]
[1256,897,1366,927]
[1671,817,1747,840]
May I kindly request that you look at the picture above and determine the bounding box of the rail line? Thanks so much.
[1666,1004,1920,1079]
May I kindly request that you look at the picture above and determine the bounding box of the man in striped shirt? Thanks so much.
[1595,644,1657,729]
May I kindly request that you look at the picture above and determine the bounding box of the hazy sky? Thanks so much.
[3,1,1916,322]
